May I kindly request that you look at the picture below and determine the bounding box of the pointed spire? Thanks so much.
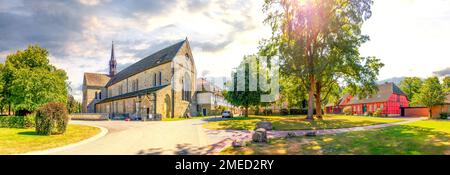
[111,41,115,61]
[109,41,117,77]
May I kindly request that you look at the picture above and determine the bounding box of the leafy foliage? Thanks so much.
[67,94,81,114]
[279,74,306,109]
[416,77,446,118]
[443,76,450,93]
[343,106,352,115]
[261,0,382,119]
[0,115,35,128]
[224,55,266,117]
[373,108,382,117]
[1,45,68,115]
[0,64,5,114]
[399,77,423,106]
[35,102,69,135]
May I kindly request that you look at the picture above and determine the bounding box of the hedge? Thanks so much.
[0,114,35,128]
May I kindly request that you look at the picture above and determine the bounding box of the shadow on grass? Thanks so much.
[224,125,450,155]
[18,131,59,136]
[137,143,219,155]
[271,119,383,130]
[17,131,40,136]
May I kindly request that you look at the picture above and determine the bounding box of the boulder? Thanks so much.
[232,140,245,148]
[285,132,296,139]
[305,131,317,137]
[252,128,268,143]
[256,121,273,130]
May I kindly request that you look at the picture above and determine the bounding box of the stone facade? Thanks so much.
[81,73,110,113]
[82,39,198,119]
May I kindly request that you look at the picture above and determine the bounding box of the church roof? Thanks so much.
[105,39,187,87]
[84,73,111,87]
[97,84,169,104]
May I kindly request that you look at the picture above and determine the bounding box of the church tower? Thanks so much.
[109,41,117,77]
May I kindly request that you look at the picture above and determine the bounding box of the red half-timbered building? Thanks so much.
[326,83,409,116]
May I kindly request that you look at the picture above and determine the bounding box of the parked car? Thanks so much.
[222,110,233,118]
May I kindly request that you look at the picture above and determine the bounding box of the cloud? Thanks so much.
[0,0,269,102]
[433,67,450,77]
[185,0,211,11]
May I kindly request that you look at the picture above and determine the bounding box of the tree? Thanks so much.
[279,74,307,109]
[0,63,5,115]
[399,77,423,106]
[262,0,381,119]
[416,77,445,118]
[443,76,450,93]
[3,45,68,115]
[224,55,265,117]
[67,94,81,114]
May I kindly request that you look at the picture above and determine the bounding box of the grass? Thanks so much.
[0,124,100,154]
[222,120,450,155]
[204,115,404,131]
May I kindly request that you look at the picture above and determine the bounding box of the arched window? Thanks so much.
[99,92,102,99]
[95,92,98,99]
[153,73,157,86]
[159,71,162,86]
[182,73,191,101]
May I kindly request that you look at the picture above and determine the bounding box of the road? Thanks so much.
[53,118,225,155]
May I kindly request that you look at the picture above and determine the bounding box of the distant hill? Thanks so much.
[377,77,406,85]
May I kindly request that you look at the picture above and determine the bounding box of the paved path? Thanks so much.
[43,117,424,155]
[52,118,216,155]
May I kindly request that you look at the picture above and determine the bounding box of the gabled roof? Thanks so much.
[325,94,351,107]
[196,78,223,93]
[346,83,406,105]
[106,39,187,87]
[97,84,169,104]
[84,73,110,87]
[445,94,450,104]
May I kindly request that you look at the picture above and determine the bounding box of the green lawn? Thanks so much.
[222,120,450,155]
[204,115,404,131]
[0,124,100,154]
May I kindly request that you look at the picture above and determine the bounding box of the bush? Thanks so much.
[440,113,449,119]
[35,102,69,135]
[373,109,382,117]
[343,106,352,115]
[0,115,35,128]
[263,109,272,115]
[280,109,289,116]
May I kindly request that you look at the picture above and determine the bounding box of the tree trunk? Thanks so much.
[244,106,249,117]
[429,108,432,119]
[8,103,11,116]
[315,82,322,119]
[306,75,315,120]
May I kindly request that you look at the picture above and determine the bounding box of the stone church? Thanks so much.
[81,38,198,119]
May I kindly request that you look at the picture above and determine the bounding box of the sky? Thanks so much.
[0,0,449,102]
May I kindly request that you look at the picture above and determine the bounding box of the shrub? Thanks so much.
[373,109,382,117]
[440,113,449,119]
[343,106,352,115]
[280,109,289,116]
[0,115,35,128]
[35,102,69,135]
[263,109,272,115]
